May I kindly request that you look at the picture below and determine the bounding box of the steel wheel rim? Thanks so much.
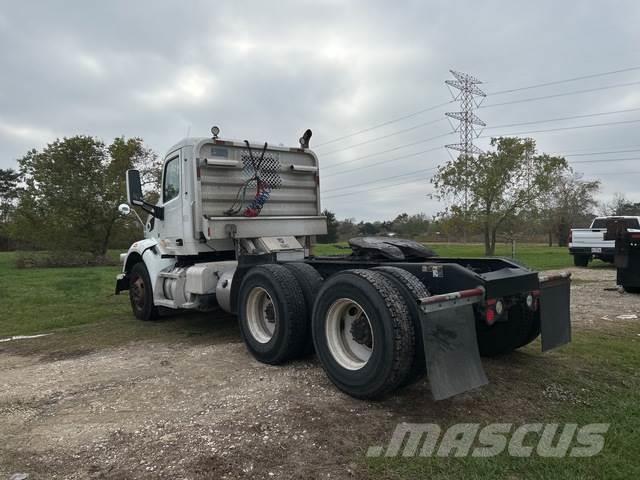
[246,287,277,343]
[325,298,374,370]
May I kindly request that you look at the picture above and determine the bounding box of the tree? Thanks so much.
[0,168,21,250]
[391,212,431,238]
[541,172,600,246]
[15,136,158,255]
[317,209,339,243]
[432,137,568,255]
[358,221,381,236]
[337,217,358,241]
[0,168,21,223]
[601,193,640,216]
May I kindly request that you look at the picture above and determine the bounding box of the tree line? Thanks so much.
[0,135,161,256]
[1,134,637,257]
[319,137,639,254]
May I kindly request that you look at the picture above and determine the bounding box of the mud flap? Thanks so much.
[539,273,572,352]
[418,288,488,401]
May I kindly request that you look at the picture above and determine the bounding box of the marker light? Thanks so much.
[526,294,534,308]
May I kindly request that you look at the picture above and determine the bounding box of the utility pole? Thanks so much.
[444,70,486,241]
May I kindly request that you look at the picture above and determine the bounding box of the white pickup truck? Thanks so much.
[569,216,640,266]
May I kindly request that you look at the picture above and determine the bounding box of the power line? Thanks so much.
[322,166,439,193]
[314,100,454,148]
[323,145,444,178]
[322,106,640,161]
[322,132,452,170]
[478,118,640,139]
[486,107,640,130]
[323,158,640,202]
[480,80,640,110]
[487,65,640,96]
[570,156,640,164]
[323,176,429,199]
[319,101,640,176]
[323,169,640,202]
[314,65,640,148]
[324,156,640,198]
[591,171,640,175]
[318,118,445,155]
[320,118,640,177]
[563,148,640,157]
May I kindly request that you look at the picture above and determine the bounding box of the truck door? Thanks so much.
[159,150,184,246]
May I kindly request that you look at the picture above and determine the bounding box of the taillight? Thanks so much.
[484,298,504,325]
[486,308,496,325]
[568,231,572,243]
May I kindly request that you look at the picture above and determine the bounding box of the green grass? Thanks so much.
[0,251,239,352]
[365,326,640,479]
[0,244,608,336]
[314,242,611,271]
[0,251,130,336]
[0,247,634,478]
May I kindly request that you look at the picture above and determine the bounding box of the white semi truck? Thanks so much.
[116,127,572,400]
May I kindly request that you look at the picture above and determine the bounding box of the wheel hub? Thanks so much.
[349,315,372,348]
[325,298,374,370]
[246,287,277,344]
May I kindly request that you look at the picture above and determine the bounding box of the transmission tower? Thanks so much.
[444,70,487,215]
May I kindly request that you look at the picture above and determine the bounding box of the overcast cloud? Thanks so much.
[1,0,639,221]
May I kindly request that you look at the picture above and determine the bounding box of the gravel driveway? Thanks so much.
[1,267,638,479]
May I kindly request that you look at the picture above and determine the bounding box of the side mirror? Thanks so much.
[124,168,164,220]
[118,203,131,216]
[126,169,144,206]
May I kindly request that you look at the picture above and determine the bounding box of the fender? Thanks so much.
[115,239,176,294]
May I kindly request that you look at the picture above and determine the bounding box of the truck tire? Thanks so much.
[312,269,415,399]
[573,255,590,267]
[129,262,159,321]
[623,286,640,294]
[283,262,323,354]
[238,264,307,365]
[372,266,428,386]
[476,306,539,356]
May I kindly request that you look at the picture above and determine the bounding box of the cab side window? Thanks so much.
[163,156,180,202]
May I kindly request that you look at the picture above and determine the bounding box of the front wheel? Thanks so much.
[129,262,159,321]
[312,269,415,399]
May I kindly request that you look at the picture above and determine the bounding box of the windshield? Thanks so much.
[592,217,639,229]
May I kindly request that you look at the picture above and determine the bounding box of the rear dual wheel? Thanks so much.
[312,269,416,399]
[238,264,309,364]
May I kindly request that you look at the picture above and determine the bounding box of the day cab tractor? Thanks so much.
[115,127,572,400]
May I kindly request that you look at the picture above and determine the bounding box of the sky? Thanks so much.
[1,0,639,222]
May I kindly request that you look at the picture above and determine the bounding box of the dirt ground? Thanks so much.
[1,267,638,480]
